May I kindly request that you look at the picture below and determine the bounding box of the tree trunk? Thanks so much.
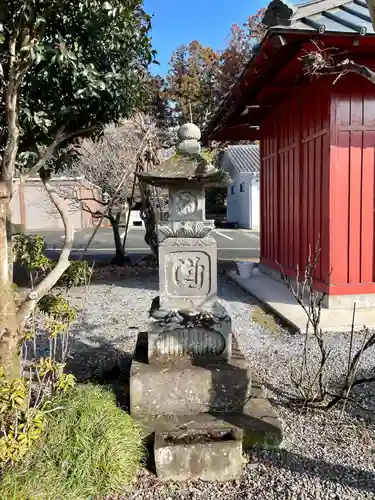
[139,183,158,261]
[0,185,20,379]
[109,213,130,266]
[16,177,74,324]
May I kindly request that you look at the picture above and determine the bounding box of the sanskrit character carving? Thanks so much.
[173,257,205,290]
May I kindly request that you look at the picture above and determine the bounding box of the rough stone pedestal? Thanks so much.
[131,334,252,417]
[130,332,283,451]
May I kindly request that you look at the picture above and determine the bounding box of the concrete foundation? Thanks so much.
[230,268,375,333]
[259,262,375,310]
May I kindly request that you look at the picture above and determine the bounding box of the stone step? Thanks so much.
[135,398,283,452]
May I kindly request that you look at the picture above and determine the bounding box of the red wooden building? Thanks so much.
[204,0,375,309]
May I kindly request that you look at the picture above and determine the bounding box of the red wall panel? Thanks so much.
[260,80,331,288]
[260,64,375,296]
[330,76,375,292]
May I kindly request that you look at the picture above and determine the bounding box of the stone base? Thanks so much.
[130,333,261,417]
[136,398,283,452]
[154,426,242,482]
[259,262,375,310]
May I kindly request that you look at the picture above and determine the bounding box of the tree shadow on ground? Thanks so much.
[262,374,375,425]
[326,366,375,423]
[25,322,133,411]
[91,275,158,292]
[66,333,134,410]
[251,447,375,493]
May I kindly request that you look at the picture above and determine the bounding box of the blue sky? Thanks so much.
[144,0,267,75]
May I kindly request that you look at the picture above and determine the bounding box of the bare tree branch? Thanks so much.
[78,197,106,205]
[73,116,159,258]
[301,53,375,85]
[80,203,103,218]
[21,126,66,181]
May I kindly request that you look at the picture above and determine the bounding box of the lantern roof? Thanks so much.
[136,123,231,188]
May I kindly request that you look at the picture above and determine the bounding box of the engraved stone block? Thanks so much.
[159,237,217,310]
[147,301,232,363]
[158,221,214,243]
[169,187,205,222]
[155,329,225,356]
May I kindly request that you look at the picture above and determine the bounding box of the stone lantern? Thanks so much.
[136,122,232,360]
[129,123,282,482]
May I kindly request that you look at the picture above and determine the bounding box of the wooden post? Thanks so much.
[18,181,26,228]
[367,1,375,29]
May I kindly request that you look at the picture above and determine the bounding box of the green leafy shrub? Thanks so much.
[13,234,52,273]
[38,294,77,324]
[13,233,93,291]
[0,384,144,499]
[56,260,92,290]
[0,368,47,466]
[0,363,76,467]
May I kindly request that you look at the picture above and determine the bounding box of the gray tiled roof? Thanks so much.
[270,0,375,35]
[221,145,260,174]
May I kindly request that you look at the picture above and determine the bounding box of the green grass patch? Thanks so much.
[252,307,281,334]
[0,384,144,499]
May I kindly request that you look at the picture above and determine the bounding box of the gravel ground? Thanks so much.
[67,271,375,500]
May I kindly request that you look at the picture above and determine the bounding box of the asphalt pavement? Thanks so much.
[33,227,260,262]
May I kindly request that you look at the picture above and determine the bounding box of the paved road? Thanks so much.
[33,227,260,262]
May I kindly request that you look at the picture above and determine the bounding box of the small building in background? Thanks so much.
[220,145,260,230]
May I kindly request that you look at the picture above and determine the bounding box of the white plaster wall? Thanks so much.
[128,210,144,227]
[226,170,239,225]
[10,181,22,225]
[251,174,260,229]
[238,172,251,229]
[226,173,260,229]
[226,172,253,228]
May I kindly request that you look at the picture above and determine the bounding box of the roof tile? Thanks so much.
[221,145,260,174]
[266,0,375,35]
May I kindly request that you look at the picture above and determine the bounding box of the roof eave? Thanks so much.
[202,30,276,143]
[202,29,304,143]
